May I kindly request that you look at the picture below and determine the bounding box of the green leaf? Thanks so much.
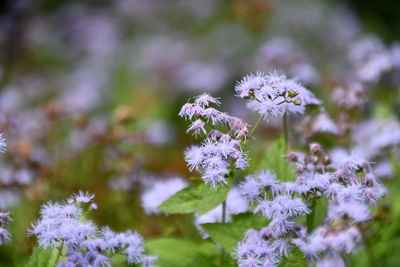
[260,138,295,181]
[25,247,59,267]
[279,247,308,267]
[145,238,218,267]
[200,212,267,253]
[311,197,328,231]
[158,182,232,215]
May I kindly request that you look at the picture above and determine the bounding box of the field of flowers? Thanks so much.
[0,0,399,266]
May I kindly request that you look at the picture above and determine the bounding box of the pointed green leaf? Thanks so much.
[260,138,295,181]
[145,238,218,267]
[25,247,59,267]
[200,212,267,253]
[158,182,232,215]
[279,247,308,267]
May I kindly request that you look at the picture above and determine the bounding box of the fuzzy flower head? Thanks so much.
[295,225,362,259]
[72,191,95,204]
[239,170,281,201]
[235,70,320,119]
[235,228,290,267]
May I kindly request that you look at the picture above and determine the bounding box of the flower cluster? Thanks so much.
[331,82,366,110]
[294,225,362,264]
[179,93,249,187]
[235,71,320,119]
[348,35,394,83]
[0,212,12,245]
[29,192,156,267]
[236,170,310,266]
[236,229,288,267]
[0,136,12,245]
[296,110,339,139]
[236,143,386,266]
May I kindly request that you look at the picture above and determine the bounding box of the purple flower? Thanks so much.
[186,119,206,136]
[0,227,11,244]
[73,191,95,203]
[235,70,320,119]
[194,93,221,107]
[29,192,155,266]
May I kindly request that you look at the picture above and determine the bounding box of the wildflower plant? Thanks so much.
[156,70,387,267]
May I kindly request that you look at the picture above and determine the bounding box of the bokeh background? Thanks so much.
[0,0,399,266]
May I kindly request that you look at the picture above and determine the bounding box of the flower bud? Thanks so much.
[310,143,322,154]
[293,99,301,105]
[287,152,298,162]
[323,155,331,165]
[295,163,306,173]
[311,155,319,164]
[288,90,298,97]
[316,163,324,173]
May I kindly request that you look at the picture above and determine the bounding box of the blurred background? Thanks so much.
[0,0,399,266]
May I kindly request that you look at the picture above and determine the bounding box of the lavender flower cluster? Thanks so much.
[30,192,156,267]
[0,212,12,245]
[0,134,12,245]
[179,93,249,187]
[235,71,320,119]
[236,143,385,266]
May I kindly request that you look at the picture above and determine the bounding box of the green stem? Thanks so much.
[250,115,264,137]
[54,241,64,265]
[282,113,289,180]
[220,201,227,267]
[359,226,377,267]
[222,200,226,223]
[306,198,317,231]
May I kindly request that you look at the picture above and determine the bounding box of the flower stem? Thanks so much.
[54,241,64,265]
[250,115,264,137]
[222,200,226,223]
[306,198,317,231]
[359,226,377,267]
[282,113,289,179]
[219,200,227,267]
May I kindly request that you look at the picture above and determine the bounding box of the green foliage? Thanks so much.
[279,247,308,267]
[145,238,218,267]
[158,181,232,215]
[25,247,60,267]
[305,197,328,232]
[260,138,295,181]
[200,212,267,253]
